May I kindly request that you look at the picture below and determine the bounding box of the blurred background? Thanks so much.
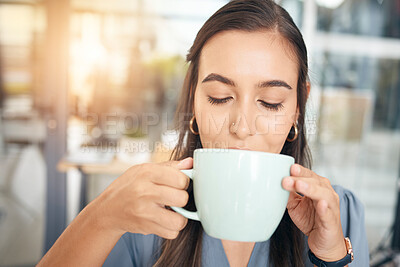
[0,0,399,266]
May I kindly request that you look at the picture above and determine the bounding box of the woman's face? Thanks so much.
[193,30,299,153]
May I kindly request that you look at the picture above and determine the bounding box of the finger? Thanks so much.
[150,205,189,232]
[282,175,295,190]
[289,166,333,191]
[148,164,191,190]
[282,176,315,193]
[160,157,193,169]
[282,177,306,200]
[282,177,338,208]
[283,171,330,189]
[139,220,181,240]
[153,185,189,207]
[290,164,316,178]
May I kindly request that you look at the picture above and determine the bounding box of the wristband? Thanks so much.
[308,237,354,267]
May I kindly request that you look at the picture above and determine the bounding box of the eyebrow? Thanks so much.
[258,80,293,90]
[201,73,292,90]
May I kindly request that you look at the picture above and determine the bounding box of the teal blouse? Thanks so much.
[103,185,369,266]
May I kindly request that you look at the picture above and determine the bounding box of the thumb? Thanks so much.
[177,157,193,169]
[160,157,193,169]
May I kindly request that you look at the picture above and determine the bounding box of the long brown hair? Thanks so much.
[154,0,312,266]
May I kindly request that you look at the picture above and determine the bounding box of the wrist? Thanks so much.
[85,194,125,237]
[309,237,354,267]
[313,241,347,262]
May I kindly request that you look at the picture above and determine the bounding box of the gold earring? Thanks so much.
[189,115,199,135]
[286,123,298,142]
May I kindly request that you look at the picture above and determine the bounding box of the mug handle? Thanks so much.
[170,169,200,221]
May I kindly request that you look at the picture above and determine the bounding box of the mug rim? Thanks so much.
[193,148,294,161]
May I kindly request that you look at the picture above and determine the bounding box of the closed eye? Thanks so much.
[207,96,283,112]
[207,96,232,105]
[258,100,284,111]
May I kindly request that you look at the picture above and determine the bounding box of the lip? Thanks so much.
[227,146,252,151]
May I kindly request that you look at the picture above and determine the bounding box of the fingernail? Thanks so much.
[293,164,300,175]
[283,177,294,186]
[177,157,191,168]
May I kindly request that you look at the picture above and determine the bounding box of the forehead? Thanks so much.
[198,30,298,87]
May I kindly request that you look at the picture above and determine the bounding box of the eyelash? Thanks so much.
[207,96,284,111]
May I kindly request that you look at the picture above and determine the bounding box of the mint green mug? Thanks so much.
[171,148,294,242]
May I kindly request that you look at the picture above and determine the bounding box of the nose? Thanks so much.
[230,104,256,139]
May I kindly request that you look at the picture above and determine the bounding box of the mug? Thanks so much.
[171,148,294,242]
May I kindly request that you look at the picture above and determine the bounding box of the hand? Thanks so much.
[91,157,193,240]
[282,164,347,262]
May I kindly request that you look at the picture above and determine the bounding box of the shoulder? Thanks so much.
[121,232,162,262]
[331,185,365,226]
[103,232,162,267]
[121,232,162,247]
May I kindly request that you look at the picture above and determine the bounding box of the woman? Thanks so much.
[38,0,369,266]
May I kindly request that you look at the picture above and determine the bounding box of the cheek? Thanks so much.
[255,114,287,136]
[196,109,230,145]
[253,114,292,153]
[194,97,230,148]
[255,106,297,146]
